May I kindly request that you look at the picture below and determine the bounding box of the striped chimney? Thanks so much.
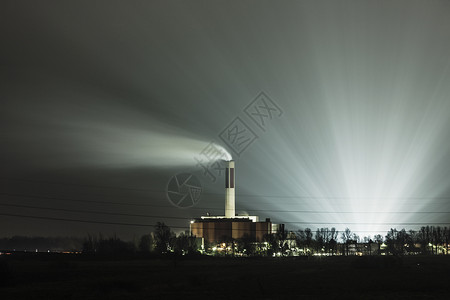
[225,160,235,218]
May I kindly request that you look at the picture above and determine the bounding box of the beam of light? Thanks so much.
[229,2,450,238]
[236,81,450,238]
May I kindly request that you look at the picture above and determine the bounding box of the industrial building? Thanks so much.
[190,160,282,243]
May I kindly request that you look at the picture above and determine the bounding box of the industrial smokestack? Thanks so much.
[225,160,235,218]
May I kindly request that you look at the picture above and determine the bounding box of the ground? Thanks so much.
[1,254,449,299]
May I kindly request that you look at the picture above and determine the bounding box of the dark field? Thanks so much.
[1,255,449,299]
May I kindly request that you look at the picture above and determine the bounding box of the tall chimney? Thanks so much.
[225,160,235,218]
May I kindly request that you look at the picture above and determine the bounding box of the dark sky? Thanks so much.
[2,1,450,239]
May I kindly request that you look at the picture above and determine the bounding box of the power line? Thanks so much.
[0,203,191,220]
[3,177,450,200]
[0,212,155,227]
[0,177,161,193]
[1,212,447,234]
[1,200,449,219]
[1,210,449,227]
[0,213,272,232]
[1,193,449,214]
[0,192,187,208]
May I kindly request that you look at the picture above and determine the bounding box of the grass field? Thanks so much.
[1,254,449,299]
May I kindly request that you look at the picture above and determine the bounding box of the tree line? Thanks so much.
[81,222,200,256]
[1,224,448,256]
[294,225,449,256]
[80,223,448,257]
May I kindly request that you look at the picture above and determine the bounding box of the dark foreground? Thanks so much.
[1,254,449,299]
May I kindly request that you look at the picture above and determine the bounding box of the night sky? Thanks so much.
[2,1,450,239]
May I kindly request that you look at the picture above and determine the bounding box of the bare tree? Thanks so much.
[296,229,307,254]
[444,227,449,255]
[352,233,360,254]
[385,228,398,255]
[435,226,443,254]
[315,229,324,254]
[374,234,383,255]
[305,228,313,254]
[419,226,430,255]
[329,228,338,255]
[341,228,352,256]
[385,228,409,255]
[407,230,418,254]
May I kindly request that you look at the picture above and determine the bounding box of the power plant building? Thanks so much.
[190,160,282,243]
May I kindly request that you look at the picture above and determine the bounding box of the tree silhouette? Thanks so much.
[173,231,197,255]
[315,229,324,254]
[78,223,449,257]
[296,229,306,253]
[138,234,154,253]
[154,222,174,254]
[385,228,398,255]
[385,228,410,255]
[295,228,313,255]
[374,234,383,255]
[444,227,449,255]
[329,228,338,255]
[341,228,352,256]
[304,228,313,253]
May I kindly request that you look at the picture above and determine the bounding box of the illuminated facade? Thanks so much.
[190,218,275,243]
